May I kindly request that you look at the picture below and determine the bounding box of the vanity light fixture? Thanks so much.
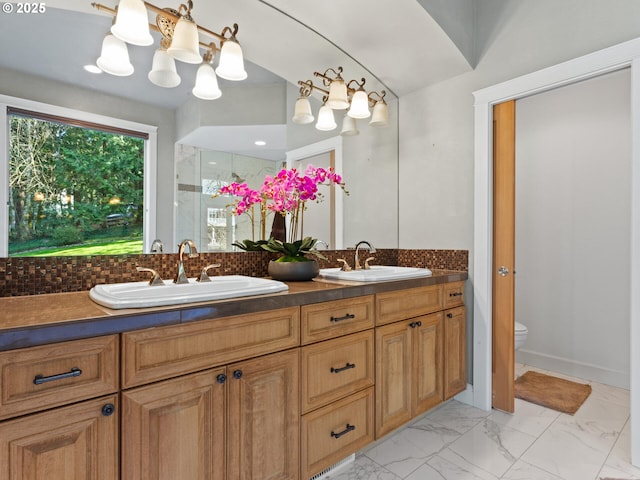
[293,66,388,134]
[92,0,247,98]
[192,46,221,99]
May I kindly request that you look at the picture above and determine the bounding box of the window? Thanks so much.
[0,96,157,256]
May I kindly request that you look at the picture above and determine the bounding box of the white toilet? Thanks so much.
[514,321,528,350]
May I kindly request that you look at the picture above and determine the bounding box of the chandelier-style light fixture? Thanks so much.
[293,66,389,135]
[92,0,247,100]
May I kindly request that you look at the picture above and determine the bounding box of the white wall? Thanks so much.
[514,70,631,388]
[399,0,640,383]
[400,1,640,251]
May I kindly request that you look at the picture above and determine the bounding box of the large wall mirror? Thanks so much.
[0,1,398,256]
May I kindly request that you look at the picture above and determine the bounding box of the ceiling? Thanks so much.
[0,0,476,155]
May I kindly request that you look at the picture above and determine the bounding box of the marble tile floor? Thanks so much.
[327,364,640,480]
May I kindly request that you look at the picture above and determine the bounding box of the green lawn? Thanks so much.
[16,239,144,256]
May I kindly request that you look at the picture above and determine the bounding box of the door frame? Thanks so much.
[472,37,640,465]
[286,136,344,249]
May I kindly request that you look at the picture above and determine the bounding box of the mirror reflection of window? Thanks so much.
[7,109,146,257]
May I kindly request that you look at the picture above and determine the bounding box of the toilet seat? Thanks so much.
[515,322,528,334]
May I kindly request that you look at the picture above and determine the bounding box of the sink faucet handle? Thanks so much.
[150,239,164,253]
[364,257,375,270]
[136,266,164,286]
[337,259,352,271]
[198,264,221,282]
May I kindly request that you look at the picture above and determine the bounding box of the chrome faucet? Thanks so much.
[174,239,198,284]
[315,239,329,250]
[150,238,164,253]
[354,240,376,270]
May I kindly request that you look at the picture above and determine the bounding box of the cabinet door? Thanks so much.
[413,313,444,415]
[444,306,467,399]
[121,368,226,480]
[227,349,299,480]
[375,321,412,438]
[0,395,118,480]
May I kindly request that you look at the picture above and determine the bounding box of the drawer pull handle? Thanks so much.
[330,313,355,323]
[331,423,356,439]
[449,292,463,297]
[331,362,356,374]
[102,403,115,417]
[409,321,423,328]
[33,367,82,385]
[447,313,454,318]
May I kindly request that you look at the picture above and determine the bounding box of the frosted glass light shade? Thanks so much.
[148,48,181,88]
[316,105,337,131]
[111,0,153,46]
[340,114,359,136]
[292,97,314,124]
[97,34,134,76]
[348,89,371,119]
[369,100,389,127]
[326,79,349,109]
[167,16,202,64]
[215,40,247,81]
[192,63,222,100]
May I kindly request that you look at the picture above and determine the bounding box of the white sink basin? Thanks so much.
[89,275,289,309]
[318,266,432,283]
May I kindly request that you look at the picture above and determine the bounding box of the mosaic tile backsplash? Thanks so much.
[0,249,467,297]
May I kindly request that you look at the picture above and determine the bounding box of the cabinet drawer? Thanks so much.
[301,295,375,344]
[301,387,374,480]
[122,306,299,388]
[0,335,119,420]
[301,330,374,413]
[376,285,443,325]
[443,281,465,308]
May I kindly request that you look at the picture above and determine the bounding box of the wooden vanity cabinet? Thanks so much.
[0,277,465,480]
[300,298,376,479]
[0,394,119,480]
[375,312,443,438]
[122,348,299,480]
[121,307,300,480]
[0,335,120,480]
[122,368,227,480]
[374,282,467,438]
[442,282,466,399]
[227,349,300,480]
[444,306,467,399]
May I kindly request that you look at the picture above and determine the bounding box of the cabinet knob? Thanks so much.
[409,321,422,328]
[447,313,453,318]
[102,403,115,417]
[233,369,243,380]
[217,374,227,384]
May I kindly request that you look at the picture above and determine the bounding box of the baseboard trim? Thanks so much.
[454,383,474,406]
[516,350,629,389]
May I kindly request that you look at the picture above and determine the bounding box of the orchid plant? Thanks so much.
[218,165,347,261]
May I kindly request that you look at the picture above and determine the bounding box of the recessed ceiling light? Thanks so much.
[84,64,102,74]
[254,140,266,146]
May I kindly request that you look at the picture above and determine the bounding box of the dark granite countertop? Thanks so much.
[0,270,467,351]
